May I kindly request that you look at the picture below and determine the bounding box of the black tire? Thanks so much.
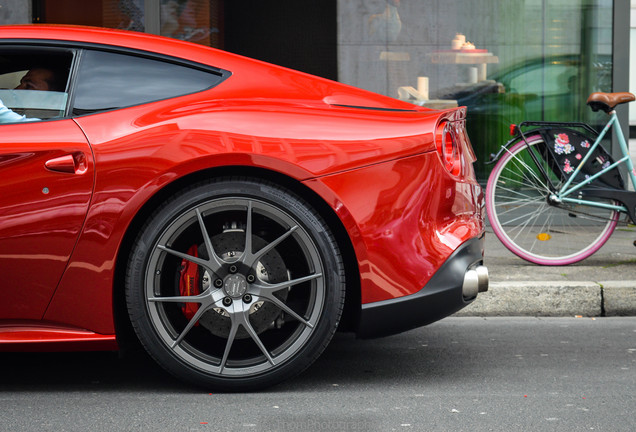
[125,177,345,391]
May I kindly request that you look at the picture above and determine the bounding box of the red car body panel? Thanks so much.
[0,321,116,351]
[311,152,483,304]
[0,25,485,348]
[0,120,93,320]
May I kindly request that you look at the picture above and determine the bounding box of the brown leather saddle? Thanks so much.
[587,92,635,113]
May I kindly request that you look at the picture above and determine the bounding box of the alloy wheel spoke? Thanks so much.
[233,201,254,266]
[195,208,225,270]
[261,294,313,328]
[171,304,212,348]
[148,288,212,304]
[242,317,275,365]
[253,272,322,294]
[157,245,209,269]
[249,226,298,266]
[156,207,226,275]
[230,305,275,365]
[219,319,240,374]
[239,208,299,268]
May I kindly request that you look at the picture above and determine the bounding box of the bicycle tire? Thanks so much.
[486,135,619,265]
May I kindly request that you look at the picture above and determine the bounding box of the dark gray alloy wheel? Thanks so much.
[125,177,345,391]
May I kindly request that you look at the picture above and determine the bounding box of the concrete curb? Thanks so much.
[455,281,636,317]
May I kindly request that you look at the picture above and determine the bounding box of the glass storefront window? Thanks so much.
[159,0,223,48]
[103,0,145,31]
[2,1,621,180]
[337,0,614,179]
[0,1,32,24]
[25,1,222,48]
[28,0,146,31]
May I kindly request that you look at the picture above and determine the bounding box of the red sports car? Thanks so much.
[0,25,487,390]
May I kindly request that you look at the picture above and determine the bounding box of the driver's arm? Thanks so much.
[0,99,38,123]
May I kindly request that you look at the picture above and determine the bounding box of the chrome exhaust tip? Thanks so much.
[462,265,489,299]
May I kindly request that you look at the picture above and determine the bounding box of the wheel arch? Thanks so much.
[112,165,361,352]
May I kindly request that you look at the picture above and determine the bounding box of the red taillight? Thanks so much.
[436,121,462,177]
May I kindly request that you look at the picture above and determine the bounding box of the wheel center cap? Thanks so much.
[224,274,248,298]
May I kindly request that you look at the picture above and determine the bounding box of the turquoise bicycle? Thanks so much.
[486,92,636,265]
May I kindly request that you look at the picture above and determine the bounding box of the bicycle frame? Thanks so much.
[512,112,636,222]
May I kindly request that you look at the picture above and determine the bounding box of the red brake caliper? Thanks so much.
[179,245,201,322]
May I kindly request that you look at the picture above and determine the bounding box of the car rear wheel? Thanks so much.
[125,177,345,390]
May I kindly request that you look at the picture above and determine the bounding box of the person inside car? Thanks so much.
[0,66,66,123]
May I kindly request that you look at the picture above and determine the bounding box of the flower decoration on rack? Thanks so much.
[554,133,574,155]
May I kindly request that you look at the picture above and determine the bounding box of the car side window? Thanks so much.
[72,50,226,115]
[0,48,73,124]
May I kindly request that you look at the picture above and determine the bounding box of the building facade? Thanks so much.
[1,0,629,179]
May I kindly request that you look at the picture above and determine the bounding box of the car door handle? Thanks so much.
[45,152,88,175]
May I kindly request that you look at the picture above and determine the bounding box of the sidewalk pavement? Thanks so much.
[456,224,636,317]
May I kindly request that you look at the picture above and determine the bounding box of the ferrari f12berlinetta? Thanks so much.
[0,25,487,390]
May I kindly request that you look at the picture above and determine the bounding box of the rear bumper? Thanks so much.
[356,236,487,338]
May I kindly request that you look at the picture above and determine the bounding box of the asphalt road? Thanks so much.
[2,317,635,432]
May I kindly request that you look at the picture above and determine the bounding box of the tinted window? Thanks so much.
[0,47,73,122]
[72,50,225,115]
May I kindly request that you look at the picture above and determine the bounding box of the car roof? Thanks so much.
[0,25,243,68]
[0,25,425,112]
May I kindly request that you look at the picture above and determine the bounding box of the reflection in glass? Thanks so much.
[114,0,145,31]
[37,0,147,31]
[160,0,223,48]
[72,50,224,114]
[337,0,613,179]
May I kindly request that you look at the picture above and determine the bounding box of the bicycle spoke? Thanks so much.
[497,173,541,190]
[527,205,555,253]
[495,181,543,200]
[494,192,543,209]
[509,201,549,241]
[503,147,550,192]
[498,200,546,225]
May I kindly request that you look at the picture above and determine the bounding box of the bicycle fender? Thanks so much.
[486,130,544,165]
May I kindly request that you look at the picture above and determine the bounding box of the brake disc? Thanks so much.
[197,230,290,339]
